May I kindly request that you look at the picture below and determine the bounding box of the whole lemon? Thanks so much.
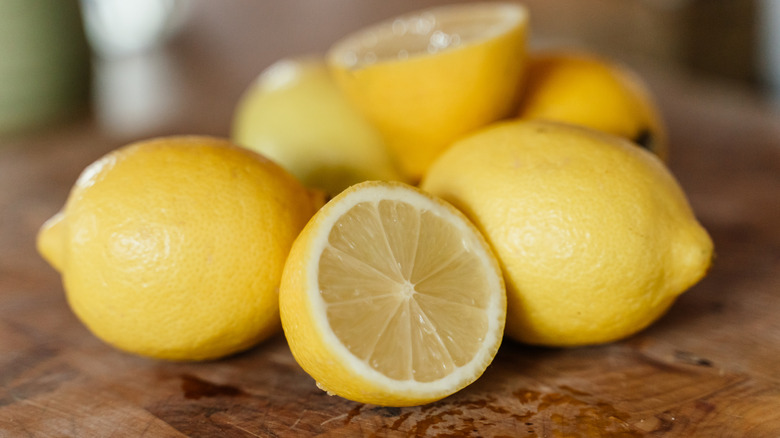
[422,121,713,346]
[516,50,668,160]
[231,56,404,196]
[37,136,321,360]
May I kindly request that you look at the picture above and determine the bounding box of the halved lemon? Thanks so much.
[327,3,529,181]
[280,181,506,406]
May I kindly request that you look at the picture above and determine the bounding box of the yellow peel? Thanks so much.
[327,2,529,180]
[422,120,712,346]
[280,181,506,406]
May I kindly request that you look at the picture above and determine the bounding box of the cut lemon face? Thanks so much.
[280,181,506,406]
[327,3,529,180]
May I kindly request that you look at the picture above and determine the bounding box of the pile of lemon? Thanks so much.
[38,3,713,407]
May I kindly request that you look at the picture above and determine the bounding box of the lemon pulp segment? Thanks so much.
[319,198,493,382]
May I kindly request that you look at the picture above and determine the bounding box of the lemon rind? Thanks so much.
[328,2,528,69]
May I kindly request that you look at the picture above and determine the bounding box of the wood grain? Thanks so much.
[2,1,780,436]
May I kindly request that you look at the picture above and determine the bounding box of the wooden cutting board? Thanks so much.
[2,2,780,436]
[3,81,779,437]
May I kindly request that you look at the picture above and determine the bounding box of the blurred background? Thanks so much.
[1,0,778,140]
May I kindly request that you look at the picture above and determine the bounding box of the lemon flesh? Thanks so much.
[280,181,505,406]
[422,121,713,347]
[327,3,528,180]
[231,56,404,196]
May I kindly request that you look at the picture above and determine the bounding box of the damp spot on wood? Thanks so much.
[344,403,364,424]
[389,411,413,430]
[512,388,641,437]
[695,399,716,413]
[674,350,714,367]
[180,374,248,399]
[559,385,591,397]
[371,405,400,417]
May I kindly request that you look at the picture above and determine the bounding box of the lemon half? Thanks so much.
[327,3,529,180]
[280,181,506,406]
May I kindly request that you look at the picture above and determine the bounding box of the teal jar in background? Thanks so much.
[0,0,91,136]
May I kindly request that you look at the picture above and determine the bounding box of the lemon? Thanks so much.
[327,2,528,180]
[280,181,506,406]
[37,136,321,360]
[422,121,713,346]
[231,56,404,196]
[516,50,668,160]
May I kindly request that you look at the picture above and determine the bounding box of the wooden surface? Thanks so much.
[2,1,780,436]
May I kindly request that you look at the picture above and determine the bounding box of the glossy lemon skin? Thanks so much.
[38,136,320,360]
[517,51,668,160]
[422,121,712,346]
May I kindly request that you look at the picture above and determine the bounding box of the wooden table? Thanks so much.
[2,1,779,436]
